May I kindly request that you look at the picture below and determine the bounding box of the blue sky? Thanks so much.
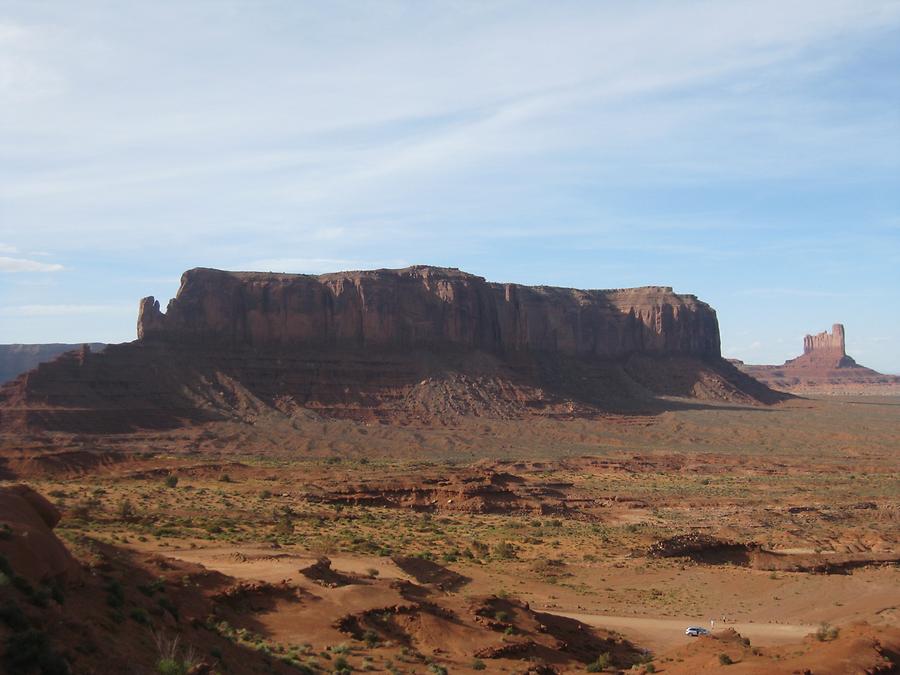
[1,1,898,372]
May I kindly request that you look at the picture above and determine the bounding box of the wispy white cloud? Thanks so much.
[0,256,63,272]
[2,0,898,224]
[0,20,64,102]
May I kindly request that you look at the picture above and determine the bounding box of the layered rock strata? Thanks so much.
[0,343,106,383]
[137,267,721,358]
[0,266,781,436]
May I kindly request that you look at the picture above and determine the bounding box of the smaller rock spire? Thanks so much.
[802,324,846,356]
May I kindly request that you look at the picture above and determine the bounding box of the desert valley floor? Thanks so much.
[2,393,898,674]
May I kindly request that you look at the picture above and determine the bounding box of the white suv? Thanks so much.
[685,626,710,637]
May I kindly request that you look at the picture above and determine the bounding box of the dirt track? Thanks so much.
[145,543,820,653]
[549,611,813,652]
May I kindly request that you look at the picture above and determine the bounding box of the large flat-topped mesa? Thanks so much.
[1,265,782,437]
[137,266,721,359]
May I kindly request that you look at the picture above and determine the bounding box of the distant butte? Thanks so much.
[735,324,900,395]
[0,343,108,384]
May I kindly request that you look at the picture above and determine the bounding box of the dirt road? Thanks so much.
[548,610,813,652]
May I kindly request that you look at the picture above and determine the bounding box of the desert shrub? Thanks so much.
[219,474,233,483]
[362,630,379,648]
[158,596,179,619]
[46,579,65,606]
[164,476,179,488]
[644,664,656,673]
[428,664,448,675]
[470,539,489,556]
[3,629,69,675]
[259,490,272,499]
[0,601,29,631]
[156,658,189,675]
[472,659,486,670]
[718,653,733,665]
[29,585,52,608]
[365,568,379,579]
[130,608,150,625]
[154,633,196,675]
[138,578,166,596]
[69,498,101,521]
[815,622,839,641]
[332,655,350,673]
[533,558,568,577]
[586,652,611,671]
[11,574,34,598]
[117,498,136,521]
[105,579,125,609]
[492,541,516,560]
[274,507,295,536]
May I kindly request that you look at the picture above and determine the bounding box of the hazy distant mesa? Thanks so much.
[734,324,900,395]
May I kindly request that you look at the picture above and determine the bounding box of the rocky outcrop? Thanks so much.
[137,266,721,359]
[788,323,859,370]
[803,324,846,358]
[0,484,80,583]
[0,343,106,383]
[0,266,783,437]
[738,324,899,394]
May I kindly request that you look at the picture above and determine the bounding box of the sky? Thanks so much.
[1,1,898,373]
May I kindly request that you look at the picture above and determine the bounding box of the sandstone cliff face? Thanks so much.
[802,324,847,360]
[137,267,721,359]
[1,266,782,437]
